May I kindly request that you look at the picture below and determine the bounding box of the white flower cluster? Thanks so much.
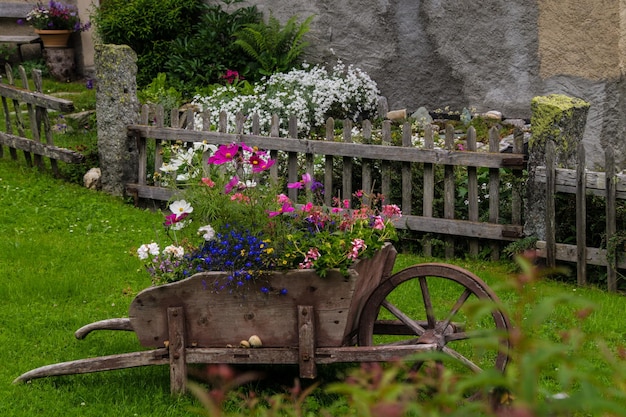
[192,62,381,137]
[157,141,216,186]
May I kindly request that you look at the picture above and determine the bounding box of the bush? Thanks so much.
[91,0,206,86]
[163,0,262,96]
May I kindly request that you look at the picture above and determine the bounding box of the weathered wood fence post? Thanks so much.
[95,44,139,196]
[525,94,590,241]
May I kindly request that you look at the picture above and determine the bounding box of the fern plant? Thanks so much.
[234,14,314,75]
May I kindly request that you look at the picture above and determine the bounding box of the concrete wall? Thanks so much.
[240,0,625,171]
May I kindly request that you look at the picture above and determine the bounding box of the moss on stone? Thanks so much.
[530,94,589,151]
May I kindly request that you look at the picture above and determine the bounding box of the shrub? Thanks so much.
[163,0,262,96]
[91,0,206,86]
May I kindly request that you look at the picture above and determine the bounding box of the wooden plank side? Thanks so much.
[128,270,359,349]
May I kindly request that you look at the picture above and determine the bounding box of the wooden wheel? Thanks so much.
[358,263,511,373]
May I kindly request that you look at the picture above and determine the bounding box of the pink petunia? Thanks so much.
[382,204,402,218]
[201,177,215,188]
[372,215,386,230]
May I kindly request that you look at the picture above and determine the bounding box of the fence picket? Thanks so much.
[606,147,617,291]
[444,124,455,258]
[488,126,501,260]
[361,120,372,206]
[288,115,299,202]
[343,119,353,206]
[381,120,392,205]
[545,141,556,268]
[576,143,587,285]
[324,118,334,207]
[466,126,479,257]
[422,124,435,257]
[401,121,412,217]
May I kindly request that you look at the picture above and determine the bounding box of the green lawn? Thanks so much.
[1,157,625,416]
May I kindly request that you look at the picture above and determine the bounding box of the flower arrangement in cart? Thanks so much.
[136,141,401,295]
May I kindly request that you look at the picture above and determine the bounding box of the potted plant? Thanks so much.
[21,1,90,48]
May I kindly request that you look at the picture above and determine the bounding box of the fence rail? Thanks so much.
[127,105,526,260]
[0,64,83,174]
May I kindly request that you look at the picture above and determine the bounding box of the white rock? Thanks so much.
[83,167,101,190]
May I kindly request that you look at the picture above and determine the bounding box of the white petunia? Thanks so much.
[198,224,216,241]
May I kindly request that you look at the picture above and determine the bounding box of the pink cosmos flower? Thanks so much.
[268,202,295,218]
[208,143,239,165]
[250,155,276,173]
[287,173,312,189]
[224,175,239,194]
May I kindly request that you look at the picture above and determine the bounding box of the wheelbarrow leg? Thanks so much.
[168,307,187,395]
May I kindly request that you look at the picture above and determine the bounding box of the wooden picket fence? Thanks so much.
[0,64,84,174]
[533,142,626,291]
[126,105,526,260]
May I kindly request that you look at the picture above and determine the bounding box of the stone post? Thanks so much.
[95,44,139,196]
[524,94,590,239]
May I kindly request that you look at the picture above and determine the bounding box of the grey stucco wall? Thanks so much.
[238,0,625,171]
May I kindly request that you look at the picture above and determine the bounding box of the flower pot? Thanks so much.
[35,29,72,48]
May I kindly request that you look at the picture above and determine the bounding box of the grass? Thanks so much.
[1,157,625,416]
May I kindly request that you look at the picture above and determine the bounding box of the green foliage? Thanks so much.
[138,73,182,125]
[234,14,313,76]
[0,44,16,62]
[91,0,206,86]
[163,1,262,96]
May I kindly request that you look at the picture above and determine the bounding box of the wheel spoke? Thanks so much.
[419,276,437,328]
[441,346,483,373]
[444,329,498,342]
[381,299,426,336]
[439,288,472,331]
